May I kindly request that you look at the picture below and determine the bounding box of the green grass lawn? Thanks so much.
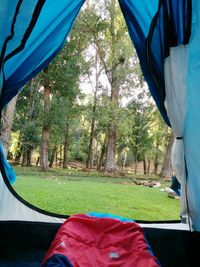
[13,166,180,221]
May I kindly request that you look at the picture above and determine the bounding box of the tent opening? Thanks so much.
[1,0,180,223]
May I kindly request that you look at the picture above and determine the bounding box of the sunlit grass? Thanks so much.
[13,166,180,221]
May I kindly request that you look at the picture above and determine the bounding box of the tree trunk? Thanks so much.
[104,123,118,172]
[55,151,58,167]
[134,157,138,175]
[122,150,127,171]
[40,68,51,170]
[49,147,57,168]
[26,146,32,167]
[143,157,147,174]
[14,151,22,164]
[153,138,159,175]
[97,136,107,172]
[154,153,159,175]
[26,78,41,166]
[91,145,96,168]
[86,109,96,169]
[0,96,18,157]
[40,129,49,170]
[63,125,70,169]
[104,54,119,172]
[14,141,22,164]
[59,145,62,167]
[147,159,151,174]
[86,53,99,169]
[21,149,27,167]
[94,0,120,173]
[160,132,175,179]
[36,157,40,166]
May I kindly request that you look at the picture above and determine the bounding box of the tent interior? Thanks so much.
[1,0,200,266]
[0,220,199,267]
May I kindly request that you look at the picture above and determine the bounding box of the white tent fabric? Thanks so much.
[164,45,189,224]
[164,0,200,231]
[0,174,64,223]
[164,45,188,183]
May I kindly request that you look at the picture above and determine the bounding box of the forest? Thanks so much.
[0,0,174,178]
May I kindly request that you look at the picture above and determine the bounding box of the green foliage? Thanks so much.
[12,78,42,153]
[10,0,171,173]
[148,107,171,163]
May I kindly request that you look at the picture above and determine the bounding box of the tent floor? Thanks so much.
[0,249,44,267]
[0,221,200,267]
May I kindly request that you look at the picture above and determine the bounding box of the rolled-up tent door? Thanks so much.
[119,0,200,231]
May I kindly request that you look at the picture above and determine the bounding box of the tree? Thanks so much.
[12,77,42,166]
[85,52,103,169]
[149,108,171,175]
[23,78,41,166]
[0,96,18,157]
[46,28,90,167]
[160,131,174,179]
[80,1,136,172]
[126,96,152,174]
[40,67,51,170]
[9,2,170,175]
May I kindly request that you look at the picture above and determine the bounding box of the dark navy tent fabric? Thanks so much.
[118,0,192,126]
[0,0,85,111]
[44,254,73,267]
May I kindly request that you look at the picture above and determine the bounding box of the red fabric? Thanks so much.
[43,214,159,267]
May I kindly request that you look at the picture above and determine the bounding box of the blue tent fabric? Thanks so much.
[119,0,200,230]
[0,0,85,110]
[184,0,200,231]
[88,212,134,222]
[0,144,16,184]
[118,0,192,126]
[0,0,46,106]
